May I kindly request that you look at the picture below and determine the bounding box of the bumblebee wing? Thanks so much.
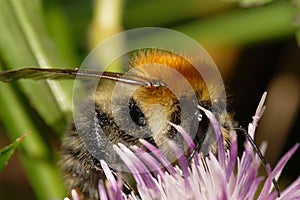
[0,68,158,87]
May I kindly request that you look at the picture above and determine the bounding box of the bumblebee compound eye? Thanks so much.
[128,98,147,126]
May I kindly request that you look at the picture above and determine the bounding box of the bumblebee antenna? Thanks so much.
[234,126,280,197]
[0,68,167,88]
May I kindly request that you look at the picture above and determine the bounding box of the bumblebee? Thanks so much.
[0,49,277,199]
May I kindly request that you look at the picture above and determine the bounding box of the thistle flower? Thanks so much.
[68,93,300,200]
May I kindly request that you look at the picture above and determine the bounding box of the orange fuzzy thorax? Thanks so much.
[130,50,210,102]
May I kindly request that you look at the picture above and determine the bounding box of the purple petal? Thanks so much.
[265,191,279,200]
[280,176,300,199]
[219,189,229,200]
[247,176,264,200]
[118,143,149,174]
[132,145,165,177]
[245,124,255,152]
[271,143,299,182]
[252,92,267,129]
[100,160,117,192]
[258,173,273,200]
[115,178,124,200]
[169,122,199,165]
[237,150,252,186]
[113,145,144,185]
[118,143,158,192]
[239,165,257,199]
[70,189,80,200]
[259,143,299,199]
[198,105,225,168]
[226,131,237,181]
[168,140,191,191]
[168,122,195,150]
[98,180,109,200]
[205,152,228,198]
[99,161,124,200]
[139,139,176,175]
[245,93,267,151]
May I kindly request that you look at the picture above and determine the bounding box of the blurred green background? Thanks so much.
[0,0,299,199]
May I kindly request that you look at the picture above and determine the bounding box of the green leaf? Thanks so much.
[0,0,72,198]
[0,133,27,171]
[0,0,73,133]
[0,82,66,200]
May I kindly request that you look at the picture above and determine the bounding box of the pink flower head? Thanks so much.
[70,93,300,200]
